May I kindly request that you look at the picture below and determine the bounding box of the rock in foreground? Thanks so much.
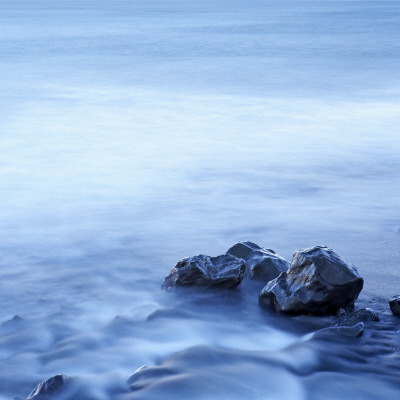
[27,375,69,399]
[226,241,289,281]
[259,246,363,315]
[389,296,400,316]
[162,254,245,290]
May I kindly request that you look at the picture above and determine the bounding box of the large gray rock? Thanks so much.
[226,241,289,282]
[162,254,245,290]
[27,375,69,399]
[259,246,363,315]
[389,296,400,316]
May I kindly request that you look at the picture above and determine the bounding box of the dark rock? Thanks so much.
[335,308,380,326]
[313,322,365,339]
[389,296,400,316]
[259,245,363,315]
[27,375,69,399]
[162,254,245,290]
[226,241,289,281]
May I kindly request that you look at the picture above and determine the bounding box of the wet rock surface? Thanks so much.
[335,308,380,326]
[27,375,69,400]
[313,322,365,339]
[162,254,245,290]
[259,246,364,314]
[226,241,289,281]
[389,296,400,316]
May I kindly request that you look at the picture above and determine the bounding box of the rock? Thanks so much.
[127,365,153,391]
[27,375,69,399]
[336,308,346,317]
[1,315,25,334]
[162,254,245,290]
[335,308,380,326]
[389,296,400,316]
[1,314,23,327]
[313,322,365,339]
[259,245,363,314]
[226,241,289,282]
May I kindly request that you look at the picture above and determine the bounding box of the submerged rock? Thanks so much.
[1,314,23,327]
[389,296,400,316]
[1,314,26,334]
[226,241,289,281]
[259,245,363,315]
[162,254,245,290]
[313,322,365,339]
[27,375,69,399]
[127,365,153,391]
[336,308,347,317]
[335,308,380,326]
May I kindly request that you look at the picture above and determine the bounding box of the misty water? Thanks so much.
[1,0,400,399]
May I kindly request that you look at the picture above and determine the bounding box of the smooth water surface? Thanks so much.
[0,1,399,399]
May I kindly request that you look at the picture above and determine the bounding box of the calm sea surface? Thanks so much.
[0,1,399,399]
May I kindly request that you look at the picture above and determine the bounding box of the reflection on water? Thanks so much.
[0,1,399,399]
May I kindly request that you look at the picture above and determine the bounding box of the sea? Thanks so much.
[0,1,399,399]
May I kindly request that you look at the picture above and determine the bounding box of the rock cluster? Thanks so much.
[162,242,291,290]
[162,243,364,316]
[23,242,393,399]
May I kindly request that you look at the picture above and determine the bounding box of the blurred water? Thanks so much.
[0,1,400,399]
